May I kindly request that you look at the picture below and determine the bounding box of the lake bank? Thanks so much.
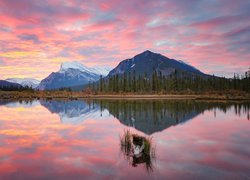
[0,91,249,101]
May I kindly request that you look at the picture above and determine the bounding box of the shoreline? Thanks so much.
[81,94,250,101]
[0,91,249,101]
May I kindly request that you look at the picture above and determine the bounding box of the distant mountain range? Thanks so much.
[0,80,22,89]
[6,78,40,88]
[2,50,209,90]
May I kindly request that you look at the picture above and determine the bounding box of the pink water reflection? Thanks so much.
[0,100,249,179]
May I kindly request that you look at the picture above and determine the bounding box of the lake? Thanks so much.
[0,99,249,179]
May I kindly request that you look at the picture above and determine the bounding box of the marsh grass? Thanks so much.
[120,129,156,172]
[1,90,249,101]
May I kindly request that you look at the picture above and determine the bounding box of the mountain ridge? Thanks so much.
[2,51,211,91]
[6,78,40,88]
[0,80,23,89]
[37,61,111,90]
[108,50,205,78]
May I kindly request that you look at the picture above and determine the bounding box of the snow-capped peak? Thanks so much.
[60,61,92,74]
[59,61,112,76]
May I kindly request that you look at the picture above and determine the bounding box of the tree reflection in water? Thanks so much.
[120,130,156,172]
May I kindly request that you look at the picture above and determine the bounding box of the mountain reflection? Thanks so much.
[39,99,250,135]
[98,100,250,134]
[40,100,99,124]
[98,100,200,135]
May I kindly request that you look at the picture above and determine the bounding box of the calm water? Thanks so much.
[0,99,249,179]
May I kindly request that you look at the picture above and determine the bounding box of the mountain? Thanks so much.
[108,50,205,77]
[0,80,22,89]
[6,78,40,88]
[37,61,110,90]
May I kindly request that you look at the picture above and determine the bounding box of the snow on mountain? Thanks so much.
[60,61,112,76]
[6,78,40,88]
[4,100,41,108]
[40,100,109,124]
[92,66,112,76]
[59,61,93,74]
[37,61,112,90]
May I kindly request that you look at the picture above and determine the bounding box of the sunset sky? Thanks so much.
[0,0,249,80]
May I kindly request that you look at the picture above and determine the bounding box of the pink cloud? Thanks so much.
[0,0,249,79]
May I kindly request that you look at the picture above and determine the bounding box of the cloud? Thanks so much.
[0,24,12,32]
[78,46,105,56]
[190,14,250,32]
[58,48,71,57]
[0,59,5,66]
[0,0,249,79]
[0,51,40,58]
[224,26,250,39]
[17,34,40,44]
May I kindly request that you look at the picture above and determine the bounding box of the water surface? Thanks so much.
[0,99,249,179]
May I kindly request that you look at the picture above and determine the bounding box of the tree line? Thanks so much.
[0,85,34,92]
[89,69,250,94]
[96,100,250,122]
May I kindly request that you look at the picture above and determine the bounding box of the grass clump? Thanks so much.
[120,129,156,172]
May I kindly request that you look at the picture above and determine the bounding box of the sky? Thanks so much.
[0,0,249,80]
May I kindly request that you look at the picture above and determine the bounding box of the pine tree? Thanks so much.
[99,75,103,92]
